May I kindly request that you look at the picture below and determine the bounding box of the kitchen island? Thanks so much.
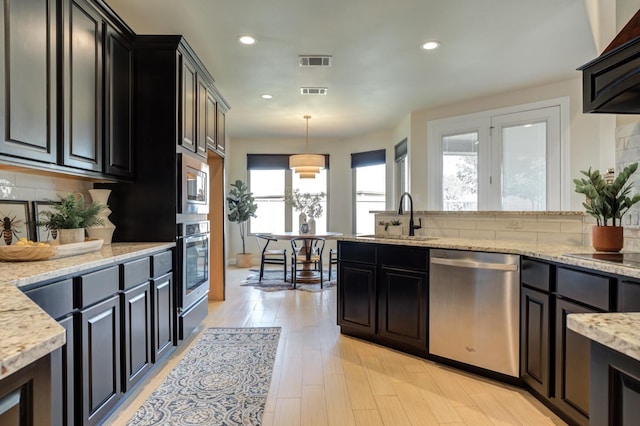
[0,241,175,425]
[337,234,640,426]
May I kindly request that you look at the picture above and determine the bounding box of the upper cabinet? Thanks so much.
[0,0,134,179]
[216,97,227,156]
[0,0,58,163]
[61,0,104,172]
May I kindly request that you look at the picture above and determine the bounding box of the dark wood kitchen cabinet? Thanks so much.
[151,250,175,362]
[520,258,552,398]
[204,89,217,153]
[104,24,133,178]
[0,355,51,426]
[216,102,227,155]
[378,245,428,355]
[181,56,197,154]
[77,266,122,426]
[338,242,377,336]
[0,0,58,163]
[61,0,104,172]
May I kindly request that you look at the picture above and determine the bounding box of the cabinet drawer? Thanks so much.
[24,279,74,320]
[76,266,119,308]
[152,251,172,278]
[339,242,377,264]
[556,267,612,311]
[521,258,552,292]
[380,245,428,271]
[618,280,640,312]
[122,257,150,290]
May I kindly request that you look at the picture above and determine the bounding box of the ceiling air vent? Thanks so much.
[299,55,332,67]
[300,87,328,95]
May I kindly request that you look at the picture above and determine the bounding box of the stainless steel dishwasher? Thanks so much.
[429,249,520,377]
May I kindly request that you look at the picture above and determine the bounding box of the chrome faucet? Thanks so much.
[397,192,422,236]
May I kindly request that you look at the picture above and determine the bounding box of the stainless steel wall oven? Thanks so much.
[179,153,209,215]
[177,221,209,316]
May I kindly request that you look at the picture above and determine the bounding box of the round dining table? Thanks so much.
[268,231,342,283]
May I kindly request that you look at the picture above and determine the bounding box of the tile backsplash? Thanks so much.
[375,211,588,246]
[0,169,92,201]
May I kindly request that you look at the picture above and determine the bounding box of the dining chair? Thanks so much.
[290,237,325,289]
[328,248,338,280]
[255,234,287,282]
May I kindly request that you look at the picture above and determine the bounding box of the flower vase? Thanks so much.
[86,189,116,244]
[299,212,309,233]
[309,217,316,234]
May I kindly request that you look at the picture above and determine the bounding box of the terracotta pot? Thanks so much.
[236,253,253,268]
[592,226,624,252]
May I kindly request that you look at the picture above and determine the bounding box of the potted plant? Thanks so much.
[36,193,106,244]
[226,179,258,267]
[386,219,402,236]
[286,189,325,233]
[574,163,640,252]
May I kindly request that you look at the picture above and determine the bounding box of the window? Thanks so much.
[395,138,408,203]
[247,154,328,234]
[352,149,386,235]
[427,98,567,211]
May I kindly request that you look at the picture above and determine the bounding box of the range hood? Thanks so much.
[579,9,640,113]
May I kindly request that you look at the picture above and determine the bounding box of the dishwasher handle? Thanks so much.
[430,257,519,271]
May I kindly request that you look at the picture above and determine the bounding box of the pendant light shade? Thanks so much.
[290,115,324,178]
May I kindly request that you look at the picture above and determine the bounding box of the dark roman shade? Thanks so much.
[395,138,407,161]
[247,154,330,170]
[351,149,386,168]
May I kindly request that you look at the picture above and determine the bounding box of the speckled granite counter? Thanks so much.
[0,242,175,380]
[567,313,640,362]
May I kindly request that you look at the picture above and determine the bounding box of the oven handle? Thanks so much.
[184,234,209,244]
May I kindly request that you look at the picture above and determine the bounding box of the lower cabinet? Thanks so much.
[152,272,174,362]
[337,241,429,355]
[591,341,640,425]
[122,282,152,392]
[378,267,428,354]
[51,315,75,426]
[0,355,51,426]
[79,294,121,426]
[520,286,550,397]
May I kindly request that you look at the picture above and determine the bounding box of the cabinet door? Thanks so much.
[51,315,75,426]
[216,106,225,155]
[205,91,217,152]
[0,355,51,426]
[152,272,175,362]
[104,25,133,177]
[555,298,595,426]
[338,261,376,335]
[180,55,197,152]
[0,0,57,163]
[521,286,550,397]
[122,282,152,392]
[80,295,121,426]
[61,0,104,172]
[378,268,428,353]
[196,79,208,157]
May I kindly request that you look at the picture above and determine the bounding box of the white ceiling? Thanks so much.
[106,0,598,139]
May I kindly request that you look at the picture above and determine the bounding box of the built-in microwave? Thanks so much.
[179,153,209,214]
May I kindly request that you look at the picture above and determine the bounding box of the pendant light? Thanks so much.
[289,115,325,179]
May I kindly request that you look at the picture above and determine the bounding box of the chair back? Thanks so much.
[256,234,277,255]
[291,237,325,260]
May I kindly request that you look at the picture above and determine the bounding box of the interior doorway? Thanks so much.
[208,152,225,300]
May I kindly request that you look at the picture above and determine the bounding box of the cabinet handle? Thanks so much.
[0,390,20,416]
[430,257,519,271]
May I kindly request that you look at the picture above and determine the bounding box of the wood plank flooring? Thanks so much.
[107,267,567,425]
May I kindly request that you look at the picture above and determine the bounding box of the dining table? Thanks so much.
[268,231,342,283]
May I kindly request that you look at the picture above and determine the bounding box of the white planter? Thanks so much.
[387,226,402,236]
[87,189,116,244]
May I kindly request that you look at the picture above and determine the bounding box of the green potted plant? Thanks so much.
[226,179,258,267]
[36,193,106,244]
[574,163,640,252]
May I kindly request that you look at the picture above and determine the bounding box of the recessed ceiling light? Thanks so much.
[421,40,440,50]
[238,35,256,45]
[261,94,273,99]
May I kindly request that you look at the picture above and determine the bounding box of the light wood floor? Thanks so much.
[108,266,567,425]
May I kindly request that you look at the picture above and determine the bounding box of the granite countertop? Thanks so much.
[0,242,175,381]
[567,313,640,362]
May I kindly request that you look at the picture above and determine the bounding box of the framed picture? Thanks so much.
[33,201,60,243]
[0,200,31,246]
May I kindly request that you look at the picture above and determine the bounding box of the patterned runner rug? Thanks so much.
[127,327,281,426]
